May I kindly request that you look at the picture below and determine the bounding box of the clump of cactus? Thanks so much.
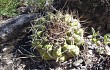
[32,12,84,62]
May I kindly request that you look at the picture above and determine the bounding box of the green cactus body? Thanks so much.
[43,45,53,51]
[59,54,67,62]
[63,45,79,57]
[52,47,62,59]
[32,12,84,62]
[39,49,53,60]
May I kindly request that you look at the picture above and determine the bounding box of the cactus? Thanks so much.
[32,12,84,62]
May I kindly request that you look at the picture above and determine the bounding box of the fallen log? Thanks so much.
[0,14,40,44]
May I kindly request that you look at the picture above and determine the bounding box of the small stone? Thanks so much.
[88,50,93,55]
[85,59,91,65]
[2,47,8,52]
[6,59,13,65]
[54,67,63,70]
[87,35,93,39]
[73,59,83,67]
[105,45,110,55]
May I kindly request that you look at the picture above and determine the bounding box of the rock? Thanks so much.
[105,45,110,55]
[73,59,83,67]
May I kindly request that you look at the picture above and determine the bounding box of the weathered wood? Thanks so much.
[0,14,40,44]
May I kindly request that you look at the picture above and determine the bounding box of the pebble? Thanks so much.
[105,45,110,55]
[73,59,83,67]
[85,59,91,65]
